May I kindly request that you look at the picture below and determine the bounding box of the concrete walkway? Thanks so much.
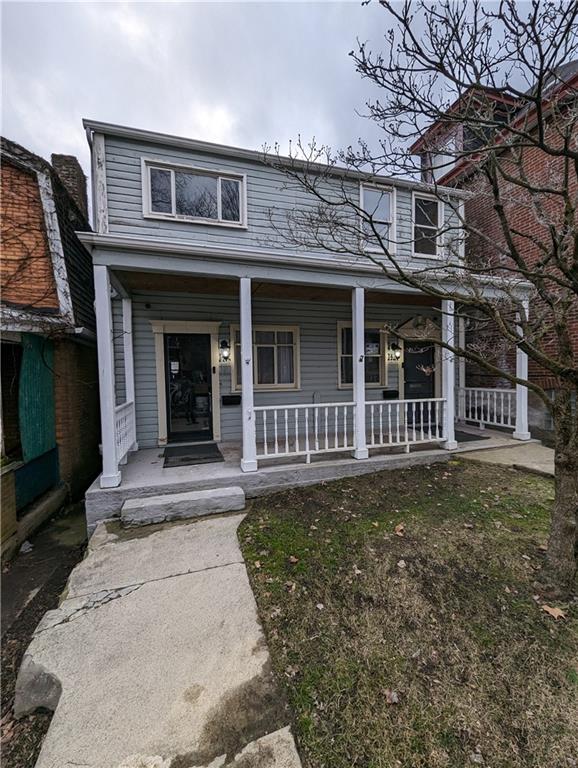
[15,514,302,768]
[460,440,555,477]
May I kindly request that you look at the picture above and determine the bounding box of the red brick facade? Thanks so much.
[0,162,60,311]
[461,127,578,419]
[53,339,100,498]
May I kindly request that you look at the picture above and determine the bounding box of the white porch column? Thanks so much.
[352,287,368,459]
[457,316,466,421]
[441,299,458,450]
[240,277,258,472]
[94,265,121,488]
[513,298,531,441]
[122,297,138,452]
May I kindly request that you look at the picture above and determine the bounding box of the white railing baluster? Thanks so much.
[263,411,268,456]
[314,408,319,452]
[456,387,517,431]
[370,405,375,446]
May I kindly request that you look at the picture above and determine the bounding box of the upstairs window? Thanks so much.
[413,194,441,257]
[361,185,393,249]
[145,161,245,226]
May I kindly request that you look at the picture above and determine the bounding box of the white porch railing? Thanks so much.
[114,400,136,463]
[457,387,516,429]
[255,397,447,462]
[254,402,355,461]
[366,398,447,449]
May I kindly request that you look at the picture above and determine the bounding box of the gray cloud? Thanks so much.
[2,1,388,176]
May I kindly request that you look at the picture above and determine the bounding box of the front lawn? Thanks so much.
[239,461,577,768]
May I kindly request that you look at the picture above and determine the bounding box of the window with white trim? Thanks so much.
[145,161,245,226]
[338,323,386,387]
[361,184,393,248]
[232,326,299,390]
[413,195,441,256]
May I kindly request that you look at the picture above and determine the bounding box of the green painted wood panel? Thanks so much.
[18,334,56,462]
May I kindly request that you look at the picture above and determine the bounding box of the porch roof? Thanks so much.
[79,231,532,301]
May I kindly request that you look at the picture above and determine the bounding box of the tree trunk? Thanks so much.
[539,387,578,597]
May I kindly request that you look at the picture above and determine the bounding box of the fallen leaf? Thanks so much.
[254,561,261,569]
[316,603,325,611]
[397,559,406,569]
[541,604,566,620]
[384,689,399,704]
[538,544,548,551]
[394,523,405,537]
[288,555,299,564]
[463,523,474,529]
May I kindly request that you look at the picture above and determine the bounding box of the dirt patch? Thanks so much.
[239,461,577,768]
[171,659,288,767]
[1,544,83,768]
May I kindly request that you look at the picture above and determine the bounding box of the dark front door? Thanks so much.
[165,333,213,443]
[404,343,435,399]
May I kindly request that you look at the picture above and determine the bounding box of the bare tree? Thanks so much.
[266,0,578,596]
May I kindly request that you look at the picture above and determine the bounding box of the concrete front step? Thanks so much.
[121,486,246,527]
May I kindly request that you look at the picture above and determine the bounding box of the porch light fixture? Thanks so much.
[390,342,402,360]
[219,339,231,362]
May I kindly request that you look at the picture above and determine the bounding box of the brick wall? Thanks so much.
[53,339,101,499]
[460,120,578,428]
[0,161,59,311]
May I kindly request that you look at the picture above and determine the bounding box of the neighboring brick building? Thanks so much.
[410,62,578,436]
[1,137,100,555]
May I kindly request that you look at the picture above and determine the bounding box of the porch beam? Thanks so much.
[94,265,121,487]
[122,297,138,452]
[513,299,531,441]
[352,287,368,460]
[441,299,458,450]
[240,278,258,472]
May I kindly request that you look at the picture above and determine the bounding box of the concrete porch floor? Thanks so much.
[85,425,535,530]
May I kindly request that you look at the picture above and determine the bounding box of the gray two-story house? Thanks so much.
[78,120,532,530]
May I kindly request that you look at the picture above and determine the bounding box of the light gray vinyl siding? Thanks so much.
[103,136,461,270]
[112,290,439,448]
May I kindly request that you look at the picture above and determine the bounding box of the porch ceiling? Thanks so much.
[113,270,440,307]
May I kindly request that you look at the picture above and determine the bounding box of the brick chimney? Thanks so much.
[51,154,88,220]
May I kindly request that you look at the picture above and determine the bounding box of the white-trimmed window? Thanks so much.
[337,322,387,388]
[360,184,394,250]
[144,160,246,227]
[413,193,441,257]
[232,325,300,391]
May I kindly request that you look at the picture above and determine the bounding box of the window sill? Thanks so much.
[231,387,302,394]
[337,383,387,390]
[412,252,442,260]
[143,212,248,230]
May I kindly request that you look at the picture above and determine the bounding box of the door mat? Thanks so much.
[163,443,224,468]
[455,430,491,443]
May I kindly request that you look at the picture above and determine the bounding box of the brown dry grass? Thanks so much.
[240,460,578,768]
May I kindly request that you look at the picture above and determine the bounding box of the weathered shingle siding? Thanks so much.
[52,177,95,331]
[112,290,438,448]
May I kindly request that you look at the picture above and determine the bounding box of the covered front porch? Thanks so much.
[91,258,531,523]
[85,424,527,527]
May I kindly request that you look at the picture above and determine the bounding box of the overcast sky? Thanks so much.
[2,1,390,177]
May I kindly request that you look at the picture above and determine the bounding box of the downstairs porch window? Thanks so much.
[232,326,300,390]
[338,323,386,388]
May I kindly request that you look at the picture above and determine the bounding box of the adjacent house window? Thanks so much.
[338,323,386,387]
[232,326,300,390]
[361,185,393,249]
[413,194,441,256]
[145,161,245,226]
